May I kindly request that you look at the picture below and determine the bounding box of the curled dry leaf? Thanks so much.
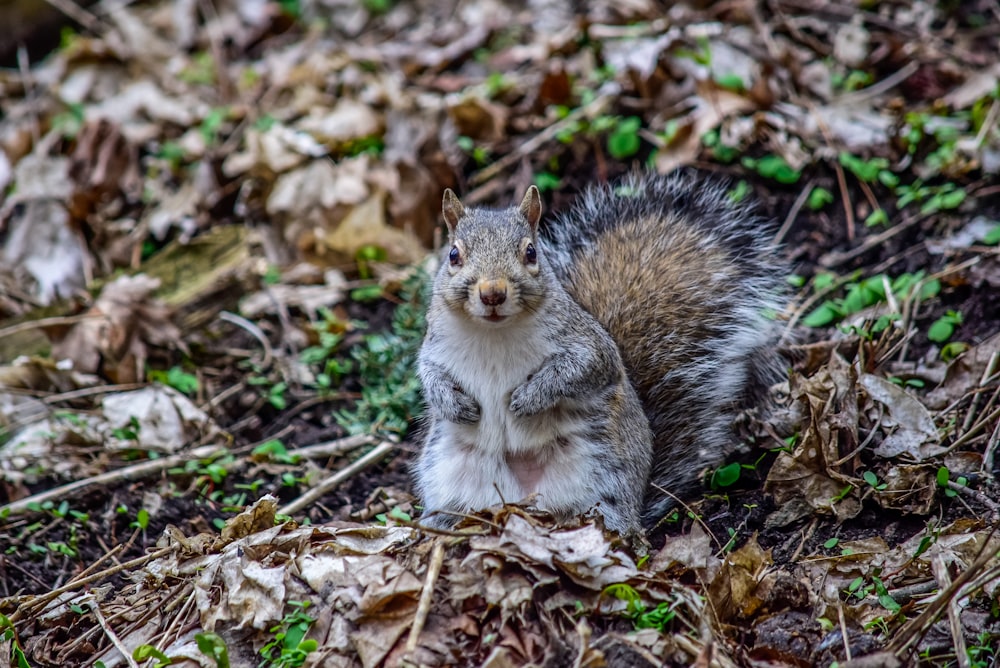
[67,118,142,220]
[708,534,772,621]
[0,384,220,484]
[858,374,943,460]
[102,385,220,454]
[765,354,863,523]
[222,122,328,177]
[50,273,182,383]
[2,153,87,303]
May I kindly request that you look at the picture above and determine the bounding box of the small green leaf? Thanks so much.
[919,278,941,300]
[813,273,836,290]
[711,462,742,488]
[983,224,1000,246]
[864,209,889,227]
[803,301,842,327]
[927,317,955,343]
[746,154,801,184]
[936,466,950,487]
[195,633,230,668]
[715,73,746,91]
[940,341,969,361]
[807,187,834,210]
[863,470,879,487]
[823,537,839,549]
[786,274,806,288]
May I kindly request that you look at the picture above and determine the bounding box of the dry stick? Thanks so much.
[0,313,102,340]
[0,444,225,518]
[838,604,852,662]
[773,178,814,245]
[818,212,928,269]
[219,311,273,370]
[934,555,970,668]
[290,434,375,461]
[154,584,197,659]
[888,524,1000,660]
[944,405,1000,455]
[789,517,818,563]
[406,540,445,652]
[87,594,141,668]
[43,0,104,33]
[69,544,124,586]
[42,383,147,404]
[945,480,1000,516]
[8,545,175,623]
[981,418,1000,475]
[835,61,920,106]
[959,351,1000,438]
[807,102,855,241]
[469,91,616,186]
[278,440,396,517]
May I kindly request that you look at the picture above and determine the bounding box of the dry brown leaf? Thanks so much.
[858,374,943,460]
[319,189,426,266]
[708,534,771,621]
[50,273,181,382]
[765,355,863,523]
[297,99,383,146]
[102,385,220,454]
[448,96,508,142]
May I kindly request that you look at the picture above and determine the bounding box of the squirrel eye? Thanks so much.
[448,245,462,266]
[524,243,537,264]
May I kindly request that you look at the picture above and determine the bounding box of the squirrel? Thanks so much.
[415,171,786,533]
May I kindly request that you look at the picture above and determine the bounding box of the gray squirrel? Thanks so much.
[415,172,786,533]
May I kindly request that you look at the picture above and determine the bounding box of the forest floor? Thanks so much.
[1,1,1000,666]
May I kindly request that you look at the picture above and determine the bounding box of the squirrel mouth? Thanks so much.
[483,311,506,323]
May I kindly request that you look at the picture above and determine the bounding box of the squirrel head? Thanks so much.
[437,186,548,326]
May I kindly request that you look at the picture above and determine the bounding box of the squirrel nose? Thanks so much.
[479,280,508,306]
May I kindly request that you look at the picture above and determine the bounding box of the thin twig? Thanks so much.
[818,212,929,269]
[888,524,1000,660]
[838,604,852,661]
[959,351,999,438]
[469,90,617,186]
[8,545,175,623]
[43,0,104,33]
[945,480,1000,516]
[944,406,1000,455]
[290,434,376,460]
[0,444,225,518]
[219,311,273,369]
[835,62,919,106]
[773,178,814,245]
[278,440,397,517]
[0,313,102,340]
[87,594,141,668]
[406,540,445,652]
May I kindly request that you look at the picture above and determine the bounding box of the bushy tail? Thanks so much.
[541,170,788,527]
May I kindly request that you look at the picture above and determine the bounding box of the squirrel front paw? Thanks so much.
[509,381,553,417]
[438,388,480,424]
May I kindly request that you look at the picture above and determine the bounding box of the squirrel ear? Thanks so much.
[519,185,542,232]
[441,189,465,233]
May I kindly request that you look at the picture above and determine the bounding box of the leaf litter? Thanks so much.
[0,0,999,666]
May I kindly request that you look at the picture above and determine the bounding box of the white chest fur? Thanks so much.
[421,311,603,514]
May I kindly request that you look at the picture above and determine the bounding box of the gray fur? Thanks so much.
[416,189,652,535]
[418,171,786,533]
[541,171,787,527]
